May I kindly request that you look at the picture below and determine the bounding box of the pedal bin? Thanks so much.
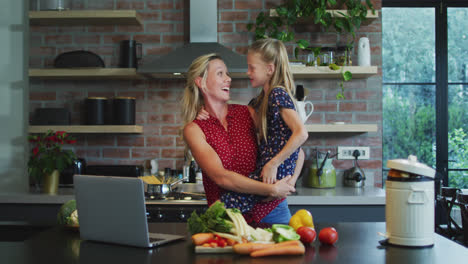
[386,155,436,247]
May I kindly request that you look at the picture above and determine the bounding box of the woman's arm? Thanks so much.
[183,122,295,198]
[261,108,308,184]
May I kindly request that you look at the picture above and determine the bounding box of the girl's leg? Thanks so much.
[259,200,292,225]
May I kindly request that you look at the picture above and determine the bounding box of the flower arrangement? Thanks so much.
[28,130,77,183]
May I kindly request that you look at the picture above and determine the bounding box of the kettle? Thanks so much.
[306,150,336,188]
[343,150,366,187]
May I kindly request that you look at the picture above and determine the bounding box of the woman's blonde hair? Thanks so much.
[181,53,222,128]
[249,38,296,142]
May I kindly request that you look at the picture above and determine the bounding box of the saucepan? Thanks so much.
[146,178,183,197]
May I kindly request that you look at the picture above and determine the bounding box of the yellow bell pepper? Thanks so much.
[289,209,314,231]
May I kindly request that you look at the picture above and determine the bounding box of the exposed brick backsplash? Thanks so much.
[29,0,383,187]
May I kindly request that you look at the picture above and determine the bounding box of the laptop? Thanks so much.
[74,175,185,248]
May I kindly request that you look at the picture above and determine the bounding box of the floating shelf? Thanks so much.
[29,10,142,26]
[270,9,378,19]
[29,125,143,134]
[29,68,143,80]
[306,124,378,133]
[291,66,377,79]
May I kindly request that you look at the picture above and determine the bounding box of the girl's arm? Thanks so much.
[289,148,305,187]
[261,108,308,184]
[183,122,295,198]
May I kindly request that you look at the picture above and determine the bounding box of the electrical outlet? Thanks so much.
[337,146,370,160]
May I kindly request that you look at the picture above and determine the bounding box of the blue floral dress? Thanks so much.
[221,87,300,213]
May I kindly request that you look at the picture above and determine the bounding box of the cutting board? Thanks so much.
[195,246,234,254]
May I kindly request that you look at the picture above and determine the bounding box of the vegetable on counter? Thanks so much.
[271,224,301,243]
[318,227,339,245]
[57,200,79,226]
[250,240,305,257]
[188,201,234,235]
[188,201,274,244]
[297,226,316,244]
[233,240,299,255]
[191,233,215,246]
[289,209,314,231]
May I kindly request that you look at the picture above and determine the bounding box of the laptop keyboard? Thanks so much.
[149,237,165,243]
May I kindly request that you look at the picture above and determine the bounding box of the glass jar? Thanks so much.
[320,48,335,66]
[336,46,353,66]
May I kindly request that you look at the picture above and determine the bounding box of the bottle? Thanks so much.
[196,166,203,184]
[189,158,197,183]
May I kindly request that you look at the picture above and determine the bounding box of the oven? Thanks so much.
[145,191,208,222]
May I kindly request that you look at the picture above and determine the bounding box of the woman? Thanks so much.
[182,53,303,225]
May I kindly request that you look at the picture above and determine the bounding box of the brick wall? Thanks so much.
[29,0,383,187]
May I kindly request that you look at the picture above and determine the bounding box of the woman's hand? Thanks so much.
[196,107,210,120]
[270,176,295,198]
[261,161,278,184]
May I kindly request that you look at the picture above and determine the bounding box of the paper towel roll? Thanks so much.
[358,37,371,66]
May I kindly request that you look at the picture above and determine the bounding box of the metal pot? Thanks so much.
[146,178,183,197]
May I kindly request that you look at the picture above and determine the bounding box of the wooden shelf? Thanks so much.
[29,125,143,134]
[291,66,377,79]
[306,124,378,133]
[29,68,143,80]
[270,9,378,19]
[29,10,142,26]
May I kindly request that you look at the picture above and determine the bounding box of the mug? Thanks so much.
[297,101,314,123]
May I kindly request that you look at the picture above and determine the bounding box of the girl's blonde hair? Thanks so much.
[249,38,296,142]
[181,53,222,128]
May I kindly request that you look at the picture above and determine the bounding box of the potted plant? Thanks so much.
[28,130,77,194]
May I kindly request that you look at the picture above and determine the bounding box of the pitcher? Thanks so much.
[296,101,314,123]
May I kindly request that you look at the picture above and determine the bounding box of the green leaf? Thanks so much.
[246,23,253,31]
[329,63,340,71]
[336,93,345,100]
[296,39,310,49]
[343,71,353,81]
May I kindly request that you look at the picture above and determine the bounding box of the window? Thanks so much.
[382,1,468,190]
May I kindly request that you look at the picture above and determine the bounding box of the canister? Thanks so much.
[113,97,136,125]
[385,155,436,247]
[85,97,107,125]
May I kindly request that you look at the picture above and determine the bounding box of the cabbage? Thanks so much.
[57,200,79,225]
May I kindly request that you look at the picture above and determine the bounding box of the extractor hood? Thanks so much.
[138,0,247,78]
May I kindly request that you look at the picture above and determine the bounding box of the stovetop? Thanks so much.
[145,191,206,201]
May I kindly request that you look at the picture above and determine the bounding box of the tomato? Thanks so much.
[297,226,316,243]
[318,227,338,245]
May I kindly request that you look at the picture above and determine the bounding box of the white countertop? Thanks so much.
[0,186,385,206]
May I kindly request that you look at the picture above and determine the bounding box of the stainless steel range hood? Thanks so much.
[138,0,247,78]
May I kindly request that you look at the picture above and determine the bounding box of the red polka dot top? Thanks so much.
[193,104,283,224]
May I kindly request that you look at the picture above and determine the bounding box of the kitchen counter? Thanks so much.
[0,186,385,205]
[1,222,467,264]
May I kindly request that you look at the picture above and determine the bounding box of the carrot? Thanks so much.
[191,233,215,246]
[233,240,301,255]
[250,243,305,258]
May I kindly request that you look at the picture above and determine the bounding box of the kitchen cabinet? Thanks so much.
[28,125,143,134]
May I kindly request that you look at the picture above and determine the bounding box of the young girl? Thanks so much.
[220,38,308,221]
